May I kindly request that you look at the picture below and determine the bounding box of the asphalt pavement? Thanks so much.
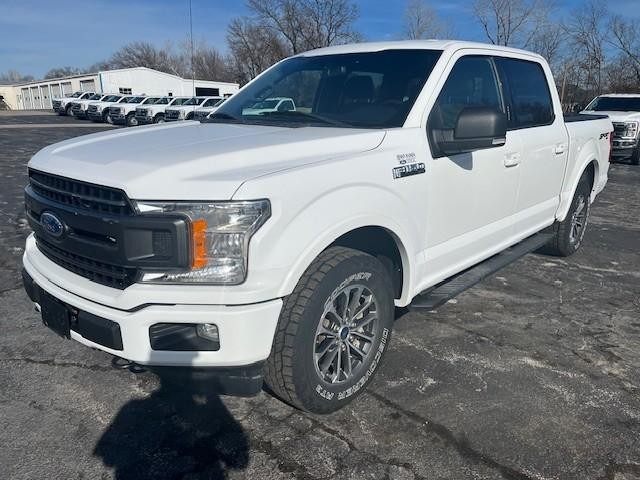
[0,112,639,480]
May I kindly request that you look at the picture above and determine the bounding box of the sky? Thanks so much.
[0,0,638,79]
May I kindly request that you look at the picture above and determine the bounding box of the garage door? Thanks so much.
[41,87,52,108]
[61,82,72,95]
[21,88,31,109]
[52,84,61,98]
[80,79,96,92]
[30,87,40,108]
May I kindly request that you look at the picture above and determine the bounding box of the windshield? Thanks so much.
[71,92,82,98]
[214,49,442,128]
[202,98,222,107]
[88,94,102,100]
[142,97,160,104]
[169,97,190,106]
[183,97,205,106]
[585,96,640,112]
[127,96,146,103]
[103,95,120,102]
[154,97,171,105]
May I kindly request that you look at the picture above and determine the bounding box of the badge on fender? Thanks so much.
[393,162,425,179]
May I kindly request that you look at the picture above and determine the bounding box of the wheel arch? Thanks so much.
[556,156,599,222]
[277,221,414,306]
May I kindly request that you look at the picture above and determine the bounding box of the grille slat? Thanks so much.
[36,237,137,290]
[29,170,133,216]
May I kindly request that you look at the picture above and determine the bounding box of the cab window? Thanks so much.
[499,58,554,128]
[430,56,503,130]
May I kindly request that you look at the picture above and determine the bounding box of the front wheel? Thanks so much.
[125,112,137,127]
[264,247,394,414]
[631,147,640,166]
[541,173,592,256]
[153,114,165,124]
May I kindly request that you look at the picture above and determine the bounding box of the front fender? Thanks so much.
[245,182,419,306]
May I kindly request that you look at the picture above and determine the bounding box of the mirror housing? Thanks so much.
[432,107,507,157]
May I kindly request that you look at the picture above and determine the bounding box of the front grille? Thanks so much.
[165,110,180,119]
[612,122,626,138]
[29,169,134,216]
[136,108,149,117]
[87,104,98,113]
[109,106,122,115]
[71,103,81,111]
[36,237,137,289]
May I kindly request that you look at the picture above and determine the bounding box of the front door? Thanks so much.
[421,54,521,286]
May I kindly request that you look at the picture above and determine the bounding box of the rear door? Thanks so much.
[495,57,568,235]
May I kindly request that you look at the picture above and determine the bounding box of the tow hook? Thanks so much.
[111,356,146,373]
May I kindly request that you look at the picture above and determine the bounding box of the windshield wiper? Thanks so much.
[205,112,244,123]
[258,111,351,127]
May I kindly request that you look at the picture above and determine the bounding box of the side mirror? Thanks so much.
[433,107,507,157]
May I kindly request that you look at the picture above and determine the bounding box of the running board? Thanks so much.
[409,232,554,310]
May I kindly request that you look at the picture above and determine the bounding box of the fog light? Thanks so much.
[196,323,219,342]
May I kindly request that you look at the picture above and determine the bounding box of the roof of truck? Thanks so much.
[297,40,544,60]
[596,93,640,98]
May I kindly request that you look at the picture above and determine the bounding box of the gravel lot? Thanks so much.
[1,112,639,480]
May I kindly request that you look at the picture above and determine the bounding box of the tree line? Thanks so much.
[2,0,639,109]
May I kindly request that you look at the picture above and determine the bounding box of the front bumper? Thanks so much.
[135,115,153,124]
[611,139,638,158]
[22,235,282,372]
[111,113,126,124]
[87,111,104,121]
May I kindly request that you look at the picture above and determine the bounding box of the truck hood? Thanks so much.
[29,122,386,200]
[583,110,640,122]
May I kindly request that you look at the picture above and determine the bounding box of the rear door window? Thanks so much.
[499,58,554,128]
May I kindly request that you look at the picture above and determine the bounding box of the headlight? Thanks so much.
[136,200,270,284]
[623,121,638,138]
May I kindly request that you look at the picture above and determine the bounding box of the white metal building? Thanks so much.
[0,67,239,110]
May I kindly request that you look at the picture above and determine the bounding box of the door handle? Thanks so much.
[504,152,520,167]
[554,144,567,155]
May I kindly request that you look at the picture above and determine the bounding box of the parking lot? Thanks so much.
[0,111,639,480]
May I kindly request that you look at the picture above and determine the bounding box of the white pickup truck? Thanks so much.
[70,93,112,119]
[109,96,159,127]
[22,41,611,414]
[193,97,224,121]
[582,94,640,165]
[52,91,95,116]
[134,96,191,125]
[86,95,125,123]
[164,96,220,121]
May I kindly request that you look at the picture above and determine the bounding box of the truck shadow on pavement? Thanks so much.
[93,371,249,480]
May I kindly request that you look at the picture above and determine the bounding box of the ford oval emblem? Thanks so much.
[40,211,65,238]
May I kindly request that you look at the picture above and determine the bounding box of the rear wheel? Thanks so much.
[541,173,592,257]
[264,247,394,414]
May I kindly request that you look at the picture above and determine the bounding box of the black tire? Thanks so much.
[631,147,640,166]
[125,112,136,127]
[541,173,592,257]
[102,110,110,124]
[186,112,194,121]
[65,105,73,117]
[264,246,394,414]
[153,114,165,124]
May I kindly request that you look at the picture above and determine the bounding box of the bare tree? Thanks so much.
[181,39,234,82]
[608,15,640,84]
[109,42,187,77]
[473,0,554,47]
[0,70,34,84]
[226,17,288,84]
[402,0,452,40]
[564,1,607,99]
[44,66,83,79]
[246,0,361,54]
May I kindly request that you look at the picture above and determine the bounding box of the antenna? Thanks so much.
[189,0,195,99]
